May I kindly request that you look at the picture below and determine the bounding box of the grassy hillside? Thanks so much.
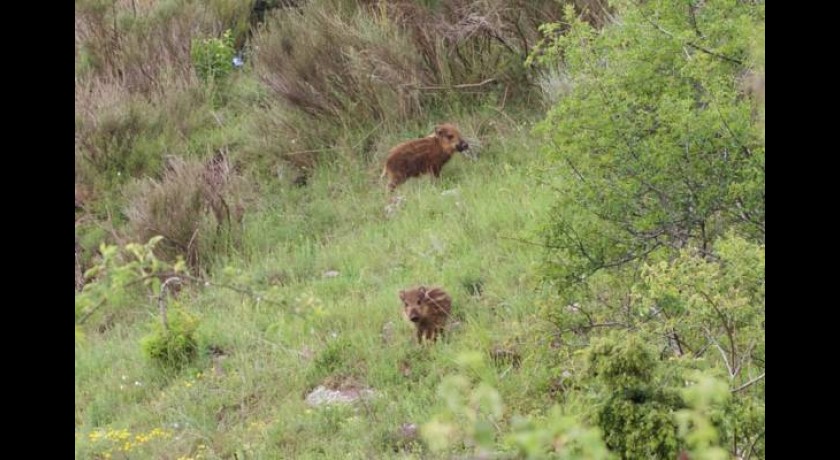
[76,110,565,458]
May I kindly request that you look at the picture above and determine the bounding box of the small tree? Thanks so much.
[75,236,186,342]
[531,1,765,457]
[534,1,765,285]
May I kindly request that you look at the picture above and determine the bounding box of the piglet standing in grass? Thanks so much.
[399,286,452,344]
[382,124,469,191]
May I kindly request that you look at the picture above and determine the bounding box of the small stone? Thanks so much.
[305,385,375,407]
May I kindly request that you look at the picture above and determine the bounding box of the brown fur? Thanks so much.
[382,123,469,191]
[399,286,452,344]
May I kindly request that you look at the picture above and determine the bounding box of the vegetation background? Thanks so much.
[75,0,765,458]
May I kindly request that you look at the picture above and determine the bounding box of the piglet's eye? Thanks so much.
[448,135,454,140]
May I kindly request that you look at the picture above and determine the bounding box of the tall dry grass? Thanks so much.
[124,153,252,271]
[247,0,569,171]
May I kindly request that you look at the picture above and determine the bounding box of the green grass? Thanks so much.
[75,114,563,458]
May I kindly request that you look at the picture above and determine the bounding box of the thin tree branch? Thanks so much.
[640,9,743,65]
[687,0,704,38]
[731,372,765,393]
[77,299,107,325]
[671,330,685,356]
[745,429,765,460]
[559,321,628,334]
[158,277,182,332]
[125,270,289,308]
[706,329,735,377]
[498,235,562,249]
[405,78,497,91]
[700,290,738,373]
[169,273,288,308]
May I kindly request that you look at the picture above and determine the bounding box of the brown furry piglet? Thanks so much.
[400,285,452,344]
[382,124,469,191]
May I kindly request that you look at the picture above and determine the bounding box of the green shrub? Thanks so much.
[534,1,765,286]
[141,303,200,369]
[586,336,683,459]
[192,29,236,83]
[75,236,187,346]
[423,352,614,458]
[76,236,184,323]
[532,3,765,455]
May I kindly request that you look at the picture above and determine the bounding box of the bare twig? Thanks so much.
[75,242,85,292]
[172,272,289,308]
[158,277,182,332]
[559,321,628,334]
[77,299,107,325]
[283,147,338,157]
[187,227,200,257]
[745,429,765,460]
[599,242,664,270]
[406,78,497,91]
[491,107,520,129]
[706,330,735,377]
[687,0,703,38]
[670,330,685,356]
[735,198,765,234]
[565,157,588,183]
[498,235,562,249]
[210,111,225,128]
[731,372,765,393]
[693,340,712,359]
[577,304,596,326]
[350,121,383,153]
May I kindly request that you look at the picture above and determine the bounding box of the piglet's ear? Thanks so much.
[399,290,405,300]
[418,286,426,297]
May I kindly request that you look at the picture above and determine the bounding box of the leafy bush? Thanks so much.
[75,236,186,341]
[423,352,614,458]
[192,29,236,83]
[534,1,765,285]
[420,352,506,455]
[585,336,683,459]
[532,1,765,457]
[675,372,732,460]
[141,302,200,370]
[540,235,765,458]
[508,405,613,460]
